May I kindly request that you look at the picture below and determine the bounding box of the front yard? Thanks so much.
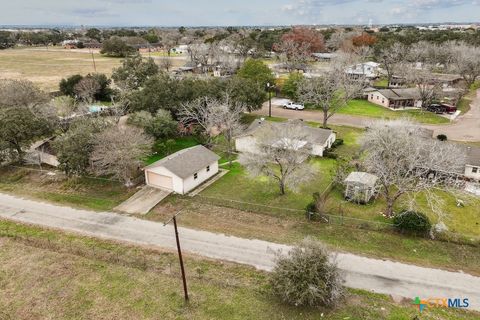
[337,100,450,124]
[199,122,479,238]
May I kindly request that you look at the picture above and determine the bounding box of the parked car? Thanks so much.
[441,103,457,114]
[283,102,305,110]
[427,104,446,114]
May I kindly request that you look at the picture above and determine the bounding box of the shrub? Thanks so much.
[323,150,338,159]
[436,134,447,141]
[269,239,343,308]
[393,210,431,235]
[331,139,344,148]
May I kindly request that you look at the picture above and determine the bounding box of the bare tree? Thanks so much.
[377,43,408,87]
[447,42,480,90]
[90,126,153,186]
[179,96,244,166]
[187,42,211,72]
[298,59,362,128]
[74,77,100,104]
[238,121,314,195]
[361,119,466,218]
[402,65,440,109]
[275,39,311,72]
[159,56,173,72]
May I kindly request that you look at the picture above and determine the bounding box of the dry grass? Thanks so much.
[0,47,121,91]
[0,47,187,92]
[1,220,478,320]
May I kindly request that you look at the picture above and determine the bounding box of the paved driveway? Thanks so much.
[114,186,171,214]
[1,192,479,311]
[255,92,480,141]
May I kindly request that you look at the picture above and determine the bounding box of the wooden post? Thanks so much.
[173,216,189,302]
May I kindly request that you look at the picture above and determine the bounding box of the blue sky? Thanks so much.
[1,0,479,26]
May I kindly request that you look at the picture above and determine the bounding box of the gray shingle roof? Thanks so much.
[145,145,220,179]
[239,119,334,146]
[466,146,480,167]
[376,88,421,100]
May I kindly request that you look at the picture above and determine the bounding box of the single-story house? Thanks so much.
[346,61,381,79]
[344,172,379,204]
[367,88,422,109]
[312,52,338,61]
[144,145,220,195]
[235,119,336,157]
[464,146,480,181]
[389,73,463,89]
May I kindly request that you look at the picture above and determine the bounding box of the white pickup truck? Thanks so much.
[283,102,305,110]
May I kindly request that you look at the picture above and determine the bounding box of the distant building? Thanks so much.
[346,61,381,79]
[312,52,337,61]
[389,73,463,89]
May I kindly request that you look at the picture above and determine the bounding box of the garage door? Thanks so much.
[147,172,173,190]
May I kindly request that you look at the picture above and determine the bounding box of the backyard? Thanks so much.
[1,219,478,320]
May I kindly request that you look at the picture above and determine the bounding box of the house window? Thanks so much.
[376,96,379,100]
[473,167,478,174]
[206,165,210,172]
[382,99,384,104]
[194,173,198,179]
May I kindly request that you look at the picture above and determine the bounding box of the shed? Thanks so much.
[344,172,379,204]
[144,145,220,195]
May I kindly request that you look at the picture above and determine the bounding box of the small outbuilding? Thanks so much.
[344,172,379,204]
[144,145,220,195]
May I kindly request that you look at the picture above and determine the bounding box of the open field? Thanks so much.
[0,47,121,91]
[1,219,478,320]
[0,47,186,92]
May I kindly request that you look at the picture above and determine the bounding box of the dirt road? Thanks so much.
[1,192,479,311]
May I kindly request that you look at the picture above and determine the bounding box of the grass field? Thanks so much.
[0,47,186,92]
[338,99,450,124]
[0,47,122,91]
[1,219,477,320]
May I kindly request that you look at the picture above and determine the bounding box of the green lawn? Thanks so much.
[338,100,450,124]
[1,220,478,320]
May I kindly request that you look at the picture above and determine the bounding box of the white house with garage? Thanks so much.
[144,145,220,195]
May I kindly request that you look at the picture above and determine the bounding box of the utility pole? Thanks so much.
[90,48,97,73]
[164,211,189,302]
[267,82,273,117]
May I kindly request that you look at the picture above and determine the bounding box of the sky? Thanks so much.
[0,0,479,26]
